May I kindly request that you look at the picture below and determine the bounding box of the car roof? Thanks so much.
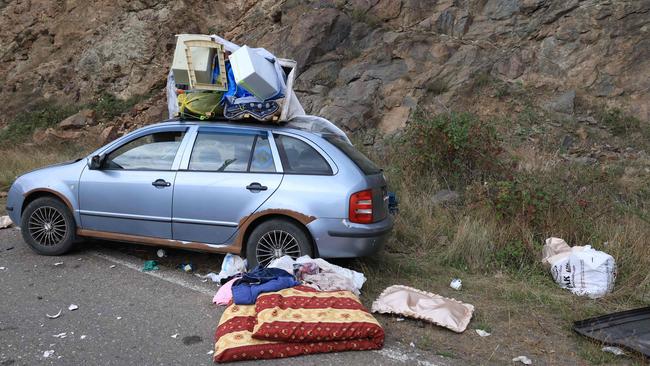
[153,118,306,133]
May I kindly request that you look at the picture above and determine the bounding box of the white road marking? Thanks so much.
[374,348,441,366]
[91,251,215,296]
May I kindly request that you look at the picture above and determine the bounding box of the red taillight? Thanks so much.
[349,189,373,224]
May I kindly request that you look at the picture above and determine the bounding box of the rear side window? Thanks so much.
[273,134,332,175]
[324,135,381,175]
[189,132,255,172]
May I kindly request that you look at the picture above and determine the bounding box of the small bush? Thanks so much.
[0,103,78,143]
[598,107,642,136]
[425,79,449,95]
[400,111,505,184]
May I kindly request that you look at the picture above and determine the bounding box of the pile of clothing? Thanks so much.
[212,255,366,306]
[211,255,382,363]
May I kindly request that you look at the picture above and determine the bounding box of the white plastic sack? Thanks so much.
[166,71,179,119]
[549,245,616,299]
[267,255,295,274]
[0,216,12,229]
[296,255,366,291]
[215,253,247,283]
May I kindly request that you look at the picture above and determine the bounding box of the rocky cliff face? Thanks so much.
[1,0,648,133]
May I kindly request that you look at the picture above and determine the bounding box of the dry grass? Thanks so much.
[0,142,93,194]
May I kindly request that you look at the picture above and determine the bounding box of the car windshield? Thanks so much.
[324,135,381,175]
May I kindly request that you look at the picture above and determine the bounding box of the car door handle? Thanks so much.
[246,182,267,191]
[152,179,171,188]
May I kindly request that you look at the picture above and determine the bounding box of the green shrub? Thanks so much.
[598,107,642,136]
[0,103,77,143]
[400,111,505,185]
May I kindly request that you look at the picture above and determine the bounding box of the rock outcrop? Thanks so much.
[1,0,648,132]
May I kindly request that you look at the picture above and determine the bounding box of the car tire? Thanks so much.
[246,218,313,268]
[20,197,76,256]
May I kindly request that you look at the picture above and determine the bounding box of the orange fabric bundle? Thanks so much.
[213,285,384,363]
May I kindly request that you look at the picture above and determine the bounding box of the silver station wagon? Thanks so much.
[6,116,393,267]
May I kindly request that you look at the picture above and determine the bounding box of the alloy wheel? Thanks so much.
[256,230,301,267]
[28,206,67,247]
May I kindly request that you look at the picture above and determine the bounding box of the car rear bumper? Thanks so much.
[307,216,393,258]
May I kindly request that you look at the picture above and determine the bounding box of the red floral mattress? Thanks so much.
[213,285,384,363]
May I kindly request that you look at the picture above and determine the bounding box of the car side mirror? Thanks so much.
[88,154,105,170]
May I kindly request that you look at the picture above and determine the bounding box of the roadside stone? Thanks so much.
[544,90,575,115]
[577,115,597,125]
[99,125,118,144]
[48,128,82,140]
[432,189,460,205]
[58,109,96,129]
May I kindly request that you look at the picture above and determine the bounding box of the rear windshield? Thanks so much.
[324,135,382,175]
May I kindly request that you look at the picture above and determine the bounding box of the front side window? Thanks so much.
[105,131,185,170]
[274,134,332,175]
[189,131,257,172]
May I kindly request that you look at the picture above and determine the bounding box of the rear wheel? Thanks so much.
[21,197,76,256]
[246,218,313,268]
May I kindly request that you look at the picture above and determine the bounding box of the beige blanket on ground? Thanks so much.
[371,285,474,333]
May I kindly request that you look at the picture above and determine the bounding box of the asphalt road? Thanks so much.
[0,227,451,366]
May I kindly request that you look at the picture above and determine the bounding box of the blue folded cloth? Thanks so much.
[232,276,300,305]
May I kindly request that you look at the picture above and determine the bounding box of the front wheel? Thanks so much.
[246,219,313,268]
[20,197,76,256]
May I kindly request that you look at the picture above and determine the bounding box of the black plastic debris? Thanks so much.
[573,306,650,357]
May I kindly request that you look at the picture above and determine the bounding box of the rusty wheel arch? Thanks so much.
[22,189,74,215]
[236,210,319,258]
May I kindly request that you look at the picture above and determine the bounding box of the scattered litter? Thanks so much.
[54,262,64,266]
[68,304,78,311]
[409,342,415,348]
[156,249,167,258]
[602,346,625,356]
[179,263,195,273]
[207,350,214,355]
[543,237,616,298]
[80,335,87,340]
[116,316,122,320]
[0,267,6,270]
[372,285,474,333]
[171,333,179,339]
[512,356,532,364]
[196,272,220,283]
[450,278,462,291]
[476,329,491,337]
[52,332,67,339]
[43,350,55,358]
[6,246,13,251]
[395,318,405,322]
[77,258,82,261]
[46,309,62,319]
[0,215,12,229]
[142,260,159,272]
[109,265,116,269]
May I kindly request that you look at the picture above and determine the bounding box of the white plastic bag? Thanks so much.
[549,245,616,298]
[267,255,296,274]
[215,253,247,282]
